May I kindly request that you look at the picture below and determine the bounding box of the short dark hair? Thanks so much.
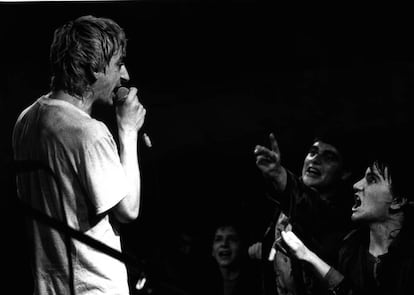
[313,125,355,169]
[211,216,248,245]
[50,15,127,97]
[367,129,414,205]
[312,124,377,187]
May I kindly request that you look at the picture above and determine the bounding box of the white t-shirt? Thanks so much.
[13,94,130,295]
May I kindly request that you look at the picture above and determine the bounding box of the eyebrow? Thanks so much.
[366,171,381,181]
[309,147,340,159]
[322,150,339,157]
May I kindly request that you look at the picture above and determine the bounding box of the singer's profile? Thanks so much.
[12,15,146,295]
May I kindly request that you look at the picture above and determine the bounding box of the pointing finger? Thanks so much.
[269,133,280,155]
[254,145,274,158]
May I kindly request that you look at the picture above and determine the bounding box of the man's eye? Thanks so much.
[229,238,240,244]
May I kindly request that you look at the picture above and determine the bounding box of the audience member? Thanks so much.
[147,225,202,295]
[203,219,262,295]
[249,127,359,295]
[281,129,414,295]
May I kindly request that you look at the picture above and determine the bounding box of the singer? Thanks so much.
[12,15,146,295]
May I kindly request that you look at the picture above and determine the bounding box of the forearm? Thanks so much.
[116,131,141,222]
[303,250,332,278]
[268,166,288,193]
[265,168,295,211]
[282,230,347,294]
[304,250,346,293]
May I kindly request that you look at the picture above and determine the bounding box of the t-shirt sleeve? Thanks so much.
[80,124,129,215]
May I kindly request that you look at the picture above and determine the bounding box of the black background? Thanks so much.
[1,1,414,292]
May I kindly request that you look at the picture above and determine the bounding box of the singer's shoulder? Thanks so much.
[79,118,112,141]
[71,119,116,153]
[51,109,112,146]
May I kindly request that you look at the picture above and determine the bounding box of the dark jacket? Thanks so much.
[327,224,414,295]
[264,170,354,295]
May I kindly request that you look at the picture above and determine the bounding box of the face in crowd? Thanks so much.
[301,140,347,191]
[212,225,243,268]
[352,162,395,223]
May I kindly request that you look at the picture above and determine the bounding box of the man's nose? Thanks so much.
[353,178,364,192]
[310,153,322,164]
[120,65,130,81]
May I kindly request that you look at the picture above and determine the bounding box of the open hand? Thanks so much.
[280,231,309,261]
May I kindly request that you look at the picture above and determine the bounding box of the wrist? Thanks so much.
[118,129,138,141]
[118,131,138,152]
[268,167,287,192]
[303,248,317,263]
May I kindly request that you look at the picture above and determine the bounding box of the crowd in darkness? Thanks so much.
[2,3,414,295]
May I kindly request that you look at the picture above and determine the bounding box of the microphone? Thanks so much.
[114,87,129,105]
[115,87,152,148]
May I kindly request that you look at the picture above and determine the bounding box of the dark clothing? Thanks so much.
[325,225,414,295]
[201,258,263,295]
[265,171,354,295]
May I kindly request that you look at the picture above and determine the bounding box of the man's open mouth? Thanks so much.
[306,166,321,176]
[352,195,362,211]
[218,249,231,258]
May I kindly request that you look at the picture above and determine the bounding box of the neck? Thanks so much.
[369,214,403,257]
[319,189,338,203]
[51,90,94,115]
[219,266,240,280]
[314,180,342,202]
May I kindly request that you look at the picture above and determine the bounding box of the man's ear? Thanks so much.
[390,197,408,211]
[93,71,104,79]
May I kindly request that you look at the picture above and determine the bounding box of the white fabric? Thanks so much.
[13,94,130,295]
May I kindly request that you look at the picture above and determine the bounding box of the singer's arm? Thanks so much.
[113,87,146,223]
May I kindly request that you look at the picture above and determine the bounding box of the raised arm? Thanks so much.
[113,87,146,223]
[255,133,288,193]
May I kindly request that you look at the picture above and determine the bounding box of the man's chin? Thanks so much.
[350,214,365,224]
[217,260,233,267]
[302,176,322,188]
[94,95,114,105]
